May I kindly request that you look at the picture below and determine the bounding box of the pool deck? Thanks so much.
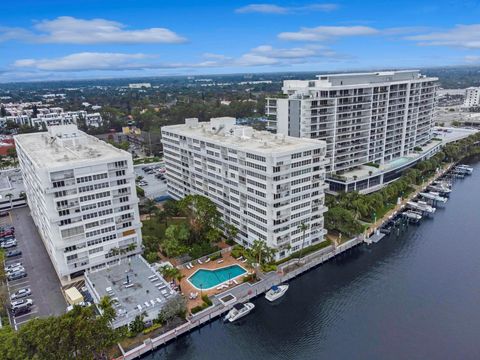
[179,252,253,310]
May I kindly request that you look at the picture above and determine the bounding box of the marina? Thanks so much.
[143,158,480,360]
[116,160,476,360]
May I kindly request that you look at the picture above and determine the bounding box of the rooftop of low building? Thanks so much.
[14,124,128,169]
[163,117,326,155]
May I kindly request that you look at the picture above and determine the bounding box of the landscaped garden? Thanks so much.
[141,195,231,264]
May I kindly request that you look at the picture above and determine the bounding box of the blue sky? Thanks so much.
[1,0,479,82]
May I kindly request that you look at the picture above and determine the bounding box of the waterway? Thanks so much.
[146,159,480,360]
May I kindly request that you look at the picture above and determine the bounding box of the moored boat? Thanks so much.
[224,302,255,322]
[265,284,289,302]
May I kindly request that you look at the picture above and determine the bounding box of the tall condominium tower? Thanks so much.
[15,125,142,282]
[266,70,438,192]
[161,117,328,260]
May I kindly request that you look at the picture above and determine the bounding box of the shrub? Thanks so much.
[191,305,205,314]
[261,263,277,273]
[231,245,244,259]
[142,323,162,335]
[242,273,256,283]
[145,251,158,263]
[201,294,212,306]
[191,296,213,314]
[136,185,145,197]
[208,253,222,261]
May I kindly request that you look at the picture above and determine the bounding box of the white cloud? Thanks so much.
[12,44,340,74]
[465,55,480,63]
[0,16,186,44]
[406,24,480,49]
[279,25,378,41]
[14,52,155,71]
[235,3,338,14]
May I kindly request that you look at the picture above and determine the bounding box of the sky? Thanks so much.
[1,0,480,82]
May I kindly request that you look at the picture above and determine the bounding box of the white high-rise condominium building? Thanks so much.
[464,87,480,107]
[15,125,142,282]
[266,70,438,192]
[161,117,328,259]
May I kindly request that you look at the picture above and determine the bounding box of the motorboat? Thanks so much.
[456,165,473,174]
[224,302,255,323]
[265,284,289,302]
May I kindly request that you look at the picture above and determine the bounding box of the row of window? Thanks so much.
[78,182,109,193]
[80,191,110,203]
[76,173,108,184]
[86,225,116,238]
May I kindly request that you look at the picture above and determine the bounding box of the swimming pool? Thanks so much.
[188,264,247,290]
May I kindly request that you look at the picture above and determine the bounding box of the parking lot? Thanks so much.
[4,207,66,329]
[134,162,168,199]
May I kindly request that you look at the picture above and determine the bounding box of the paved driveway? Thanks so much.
[5,207,66,329]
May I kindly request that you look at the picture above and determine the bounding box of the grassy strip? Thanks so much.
[276,239,332,265]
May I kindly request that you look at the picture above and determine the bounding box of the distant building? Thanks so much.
[129,83,152,89]
[15,125,142,282]
[266,70,438,192]
[161,117,328,260]
[464,87,480,107]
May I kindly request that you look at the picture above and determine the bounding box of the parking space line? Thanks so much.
[14,311,38,322]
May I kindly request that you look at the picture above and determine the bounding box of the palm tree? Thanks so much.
[99,296,116,322]
[160,265,183,284]
[297,222,309,261]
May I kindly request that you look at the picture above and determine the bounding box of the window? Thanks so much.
[53,180,65,188]
[61,226,84,238]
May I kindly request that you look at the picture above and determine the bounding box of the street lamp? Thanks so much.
[200,283,203,298]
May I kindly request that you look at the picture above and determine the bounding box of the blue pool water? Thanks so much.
[188,265,247,289]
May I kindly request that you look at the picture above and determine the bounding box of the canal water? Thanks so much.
[147,159,480,360]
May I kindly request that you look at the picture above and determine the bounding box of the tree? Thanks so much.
[224,224,238,245]
[156,295,187,325]
[159,265,183,284]
[141,198,157,215]
[0,305,120,359]
[163,199,180,219]
[297,222,309,260]
[129,312,146,334]
[162,224,189,257]
[178,195,221,244]
[99,296,116,323]
[247,239,276,267]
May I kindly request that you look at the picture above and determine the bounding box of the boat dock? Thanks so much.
[116,236,364,359]
[116,162,471,359]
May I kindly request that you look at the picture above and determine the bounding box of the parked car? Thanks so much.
[11,298,33,310]
[1,235,15,241]
[5,262,22,271]
[0,239,15,246]
[7,271,27,281]
[13,306,31,317]
[0,225,14,232]
[0,230,15,237]
[6,249,22,258]
[0,211,9,217]
[1,240,17,249]
[10,288,31,300]
[6,265,25,274]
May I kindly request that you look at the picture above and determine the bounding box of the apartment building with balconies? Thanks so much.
[161,117,328,260]
[14,124,142,282]
[266,70,438,193]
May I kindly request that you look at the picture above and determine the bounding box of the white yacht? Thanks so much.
[224,302,255,322]
[456,164,473,174]
[265,284,289,302]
